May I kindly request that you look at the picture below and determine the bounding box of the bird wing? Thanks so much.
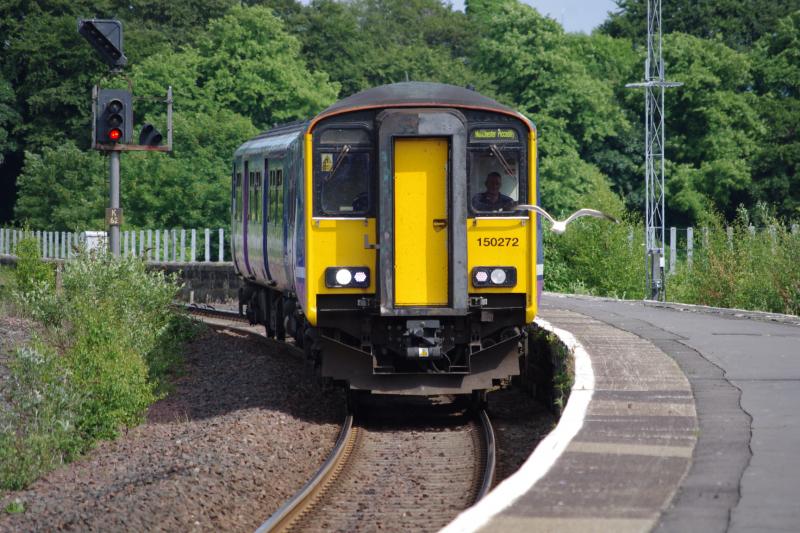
[516,204,556,224]
[564,208,619,225]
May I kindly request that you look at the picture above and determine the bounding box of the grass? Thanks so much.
[0,237,201,491]
[544,209,800,315]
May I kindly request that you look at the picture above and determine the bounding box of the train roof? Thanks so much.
[310,82,533,130]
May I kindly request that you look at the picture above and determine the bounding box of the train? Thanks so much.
[232,82,542,398]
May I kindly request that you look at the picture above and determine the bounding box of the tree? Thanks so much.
[751,12,800,220]
[469,0,630,214]
[600,0,800,50]
[197,5,339,128]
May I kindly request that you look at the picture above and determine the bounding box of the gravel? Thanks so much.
[0,313,554,532]
[0,322,345,532]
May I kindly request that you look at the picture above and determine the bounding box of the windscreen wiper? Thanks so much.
[326,144,351,181]
[490,144,515,177]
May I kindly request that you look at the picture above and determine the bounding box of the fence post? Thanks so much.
[0,228,4,255]
[180,229,186,263]
[687,227,693,268]
[218,228,224,262]
[191,229,196,262]
[138,230,144,258]
[155,230,160,262]
[204,228,210,262]
[748,224,755,236]
[60,231,66,259]
[669,227,677,273]
[54,231,60,259]
[123,231,129,258]
[726,227,733,248]
[163,230,169,262]
[792,224,798,235]
[171,229,177,262]
[769,225,777,253]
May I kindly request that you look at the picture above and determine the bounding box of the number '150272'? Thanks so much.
[476,237,519,247]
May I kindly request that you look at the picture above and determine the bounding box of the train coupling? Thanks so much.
[403,320,444,359]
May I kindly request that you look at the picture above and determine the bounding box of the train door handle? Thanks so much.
[432,219,448,231]
[364,234,380,250]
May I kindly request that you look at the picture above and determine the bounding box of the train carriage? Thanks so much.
[232,82,541,396]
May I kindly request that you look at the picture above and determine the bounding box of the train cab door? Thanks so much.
[393,137,450,306]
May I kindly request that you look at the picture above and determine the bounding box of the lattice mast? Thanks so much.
[626,0,681,300]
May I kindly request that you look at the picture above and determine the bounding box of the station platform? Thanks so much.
[445,293,800,533]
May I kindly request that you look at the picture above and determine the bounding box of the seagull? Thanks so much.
[516,205,619,234]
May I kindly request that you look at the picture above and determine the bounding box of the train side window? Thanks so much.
[242,161,249,222]
[233,169,242,222]
[468,148,521,214]
[255,171,262,222]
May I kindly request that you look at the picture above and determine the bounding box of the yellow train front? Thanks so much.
[232,82,540,396]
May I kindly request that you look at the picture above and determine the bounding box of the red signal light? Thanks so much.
[108,128,122,141]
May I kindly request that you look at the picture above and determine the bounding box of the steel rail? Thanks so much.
[256,414,355,533]
[476,409,496,501]
[183,303,249,323]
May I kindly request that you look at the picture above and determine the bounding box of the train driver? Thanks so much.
[471,171,516,212]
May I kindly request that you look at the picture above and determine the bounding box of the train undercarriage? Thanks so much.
[240,282,526,396]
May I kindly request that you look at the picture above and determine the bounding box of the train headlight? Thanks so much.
[336,269,352,285]
[490,268,507,285]
[472,267,516,288]
[325,267,370,288]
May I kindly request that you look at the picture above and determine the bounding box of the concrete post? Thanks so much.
[0,228,4,255]
[669,227,676,273]
[123,231,129,258]
[139,230,145,258]
[204,228,210,262]
[180,229,186,263]
[687,227,693,268]
[171,229,177,262]
[218,228,224,262]
[155,230,160,262]
[191,229,196,262]
[727,227,733,247]
[131,230,136,257]
[163,230,169,262]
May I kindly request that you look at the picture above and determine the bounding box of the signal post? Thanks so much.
[80,18,173,256]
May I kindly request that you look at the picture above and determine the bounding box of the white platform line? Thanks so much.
[440,318,595,533]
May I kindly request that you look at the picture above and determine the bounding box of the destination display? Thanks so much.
[470,128,518,142]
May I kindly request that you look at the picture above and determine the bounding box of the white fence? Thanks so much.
[0,227,230,263]
[637,224,800,274]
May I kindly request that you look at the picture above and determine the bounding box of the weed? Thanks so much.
[4,499,25,514]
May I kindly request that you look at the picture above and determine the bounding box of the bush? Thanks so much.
[1,251,199,489]
[0,343,81,489]
[12,234,53,295]
[669,211,800,315]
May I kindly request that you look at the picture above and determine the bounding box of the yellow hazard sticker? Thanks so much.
[419,348,429,358]
[321,153,333,172]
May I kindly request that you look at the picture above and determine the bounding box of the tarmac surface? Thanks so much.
[468,293,799,533]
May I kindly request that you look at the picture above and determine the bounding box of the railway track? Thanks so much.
[258,400,496,533]
[184,303,250,323]
[184,303,500,531]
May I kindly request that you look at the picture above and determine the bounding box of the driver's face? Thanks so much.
[486,175,501,194]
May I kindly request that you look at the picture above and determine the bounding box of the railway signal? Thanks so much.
[96,89,132,145]
[139,123,163,146]
[77,19,127,69]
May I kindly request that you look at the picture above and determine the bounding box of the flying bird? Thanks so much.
[516,205,619,234]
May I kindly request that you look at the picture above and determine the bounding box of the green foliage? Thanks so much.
[197,5,339,128]
[600,0,800,50]
[669,209,800,315]
[469,1,635,214]
[0,343,82,490]
[12,235,54,295]
[14,144,107,230]
[294,0,491,97]
[1,252,199,489]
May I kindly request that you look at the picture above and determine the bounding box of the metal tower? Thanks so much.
[626,0,681,300]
